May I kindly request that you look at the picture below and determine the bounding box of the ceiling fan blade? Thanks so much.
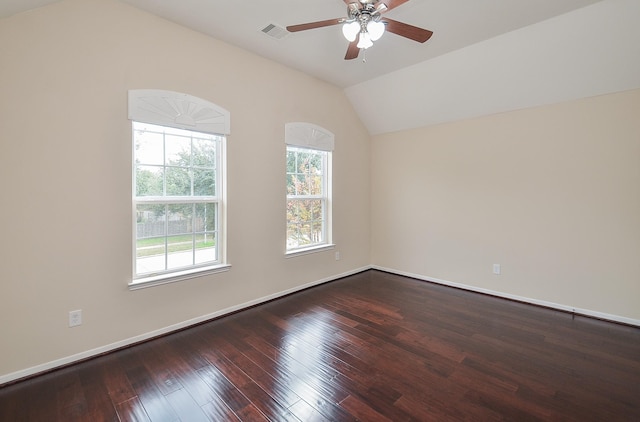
[378,0,410,12]
[383,18,433,43]
[286,18,343,32]
[345,40,360,60]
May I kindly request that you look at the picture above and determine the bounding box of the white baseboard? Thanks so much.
[4,265,637,385]
[372,265,640,328]
[0,266,370,386]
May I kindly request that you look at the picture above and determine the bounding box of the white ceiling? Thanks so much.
[2,0,600,88]
[347,0,640,134]
[116,0,603,89]
[3,0,639,135]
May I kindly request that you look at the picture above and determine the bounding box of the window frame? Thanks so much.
[285,123,334,256]
[128,90,230,289]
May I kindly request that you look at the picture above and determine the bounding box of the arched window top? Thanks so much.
[285,122,334,151]
[128,89,230,135]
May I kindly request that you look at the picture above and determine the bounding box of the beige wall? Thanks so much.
[0,0,370,380]
[372,89,640,322]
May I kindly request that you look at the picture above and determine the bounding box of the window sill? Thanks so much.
[129,264,231,290]
[285,244,335,258]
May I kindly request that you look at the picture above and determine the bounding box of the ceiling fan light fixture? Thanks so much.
[367,20,385,41]
[357,31,373,49]
[342,21,360,42]
[286,0,433,60]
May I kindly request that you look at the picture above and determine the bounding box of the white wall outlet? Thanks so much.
[69,310,82,327]
[335,251,341,261]
[493,264,501,275]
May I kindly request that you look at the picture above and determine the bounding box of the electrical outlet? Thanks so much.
[335,251,341,261]
[69,310,82,327]
[493,264,501,275]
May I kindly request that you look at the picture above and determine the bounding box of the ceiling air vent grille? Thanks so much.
[261,23,289,40]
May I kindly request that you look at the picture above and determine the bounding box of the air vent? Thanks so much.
[261,23,289,40]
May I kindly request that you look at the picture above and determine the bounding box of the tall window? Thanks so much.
[285,123,334,253]
[129,90,229,285]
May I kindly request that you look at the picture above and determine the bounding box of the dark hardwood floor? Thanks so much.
[1,270,639,421]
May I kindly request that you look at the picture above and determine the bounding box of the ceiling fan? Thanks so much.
[286,0,433,60]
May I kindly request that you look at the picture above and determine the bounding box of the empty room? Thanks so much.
[1,0,639,420]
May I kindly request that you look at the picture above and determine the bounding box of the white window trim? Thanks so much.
[128,264,231,291]
[285,122,334,151]
[128,89,230,134]
[285,244,336,258]
[285,122,334,256]
[128,89,230,288]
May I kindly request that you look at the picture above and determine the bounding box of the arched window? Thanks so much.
[128,90,230,287]
[285,122,334,255]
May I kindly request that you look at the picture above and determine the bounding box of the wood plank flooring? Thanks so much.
[1,270,639,421]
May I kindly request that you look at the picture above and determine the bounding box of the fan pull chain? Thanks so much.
[362,48,367,63]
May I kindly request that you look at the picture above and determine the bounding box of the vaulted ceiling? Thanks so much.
[2,0,639,134]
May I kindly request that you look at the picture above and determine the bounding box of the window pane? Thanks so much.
[193,137,216,167]
[296,174,306,195]
[286,194,326,250]
[195,203,216,231]
[193,168,215,196]
[165,134,191,166]
[309,199,322,220]
[135,130,163,165]
[286,150,296,173]
[136,204,167,275]
[167,204,193,236]
[136,238,166,275]
[166,167,191,196]
[286,205,295,247]
[286,199,316,247]
[195,232,217,264]
[133,116,225,279]
[136,166,163,196]
[298,152,310,173]
[136,204,166,238]
[167,235,194,270]
[309,174,323,195]
[136,236,166,258]
[311,221,323,244]
[287,221,302,249]
[286,174,296,195]
[296,199,310,223]
[286,148,325,197]
[286,200,299,224]
[298,223,312,247]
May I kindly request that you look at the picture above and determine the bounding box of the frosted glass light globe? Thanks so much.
[367,20,385,41]
[342,21,360,42]
[357,32,373,49]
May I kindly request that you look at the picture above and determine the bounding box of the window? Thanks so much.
[285,123,334,254]
[128,90,229,286]
[286,146,328,249]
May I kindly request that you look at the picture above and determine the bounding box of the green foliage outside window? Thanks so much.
[286,147,326,249]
